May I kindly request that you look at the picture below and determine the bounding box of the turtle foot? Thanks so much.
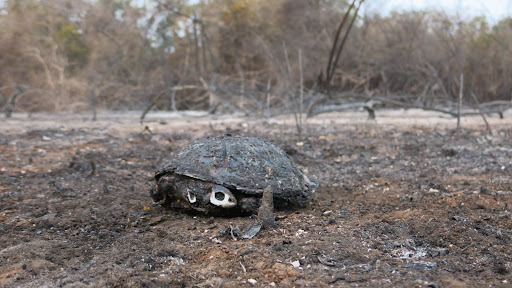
[219,219,268,240]
[219,185,276,240]
[258,186,275,228]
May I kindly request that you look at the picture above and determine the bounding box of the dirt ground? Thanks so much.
[1,110,511,287]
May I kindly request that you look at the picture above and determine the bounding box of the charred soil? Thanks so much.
[0,110,511,287]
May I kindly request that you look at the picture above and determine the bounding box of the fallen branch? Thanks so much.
[140,85,207,123]
[199,77,218,111]
[478,100,512,108]
[307,93,511,119]
[470,92,491,133]
[368,96,459,116]
[2,85,28,118]
[308,101,377,118]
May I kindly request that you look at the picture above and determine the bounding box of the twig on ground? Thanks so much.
[470,92,492,133]
[216,278,225,288]
[457,73,463,133]
[297,48,304,136]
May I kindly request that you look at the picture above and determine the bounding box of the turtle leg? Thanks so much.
[258,185,275,228]
[238,185,275,239]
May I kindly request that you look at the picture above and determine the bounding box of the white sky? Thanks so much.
[1,0,509,24]
[365,0,511,23]
[133,0,511,24]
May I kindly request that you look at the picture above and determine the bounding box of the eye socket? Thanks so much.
[210,186,237,208]
[214,192,225,201]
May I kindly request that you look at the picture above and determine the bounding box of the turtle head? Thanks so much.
[210,185,237,208]
[150,184,164,202]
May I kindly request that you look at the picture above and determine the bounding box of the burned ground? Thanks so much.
[0,111,511,287]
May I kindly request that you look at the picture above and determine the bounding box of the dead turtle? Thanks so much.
[150,135,315,237]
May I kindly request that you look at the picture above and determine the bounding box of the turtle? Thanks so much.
[149,135,316,236]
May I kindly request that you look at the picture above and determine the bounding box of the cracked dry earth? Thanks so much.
[0,110,511,287]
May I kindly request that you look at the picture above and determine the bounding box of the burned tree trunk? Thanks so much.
[2,85,28,118]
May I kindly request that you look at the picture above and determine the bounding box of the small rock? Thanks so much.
[480,187,493,195]
[247,279,257,285]
[170,257,184,266]
[255,261,268,270]
[442,148,457,157]
[405,261,437,269]
[323,210,332,216]
[211,237,223,244]
[493,263,509,275]
[271,263,300,280]
[429,247,449,257]
[147,216,166,226]
[290,260,300,268]
[317,256,336,266]
[451,215,466,222]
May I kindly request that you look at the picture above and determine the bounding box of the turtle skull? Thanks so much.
[210,185,237,208]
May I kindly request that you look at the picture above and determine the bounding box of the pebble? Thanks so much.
[323,210,332,216]
[405,261,437,269]
[255,261,267,270]
[271,263,300,280]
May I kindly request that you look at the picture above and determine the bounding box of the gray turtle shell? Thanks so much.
[156,135,312,200]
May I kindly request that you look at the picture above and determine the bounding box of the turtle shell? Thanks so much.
[157,135,312,200]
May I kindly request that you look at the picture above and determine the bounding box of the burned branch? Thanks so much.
[2,85,28,118]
